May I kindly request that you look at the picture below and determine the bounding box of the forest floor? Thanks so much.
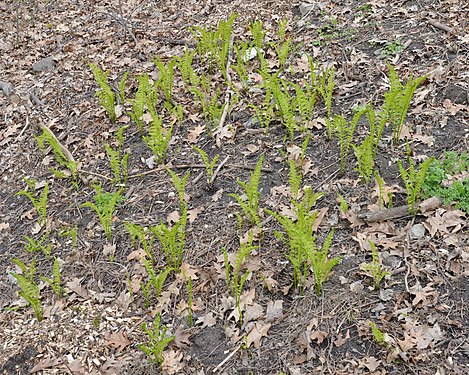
[0,0,468,374]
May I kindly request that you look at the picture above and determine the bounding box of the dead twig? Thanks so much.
[209,155,230,185]
[212,344,241,373]
[427,18,454,34]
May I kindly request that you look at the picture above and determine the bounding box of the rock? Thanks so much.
[32,56,55,72]
[409,223,426,240]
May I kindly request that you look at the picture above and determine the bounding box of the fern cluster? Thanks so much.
[398,156,434,214]
[89,63,116,122]
[81,184,125,240]
[362,240,389,290]
[10,258,42,321]
[105,125,129,185]
[229,155,264,228]
[194,147,220,186]
[138,314,175,367]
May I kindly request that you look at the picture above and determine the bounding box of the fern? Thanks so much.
[177,48,199,87]
[23,233,52,258]
[249,20,266,50]
[35,127,77,179]
[139,314,175,367]
[289,160,302,200]
[194,147,220,186]
[362,240,389,290]
[384,63,427,144]
[398,156,434,214]
[89,63,116,122]
[40,257,63,296]
[142,262,172,307]
[11,258,42,321]
[131,74,152,133]
[125,222,155,259]
[151,208,187,271]
[15,178,48,227]
[142,112,173,165]
[81,184,125,240]
[118,71,129,104]
[308,229,341,295]
[266,188,324,291]
[154,57,176,106]
[317,66,335,118]
[166,169,190,210]
[354,135,375,182]
[229,155,264,227]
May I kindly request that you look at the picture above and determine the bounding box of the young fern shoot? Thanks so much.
[229,155,264,228]
[89,63,116,122]
[193,147,220,187]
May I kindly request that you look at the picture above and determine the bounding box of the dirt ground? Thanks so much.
[0,0,468,374]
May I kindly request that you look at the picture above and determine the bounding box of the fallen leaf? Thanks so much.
[196,311,217,327]
[162,350,184,374]
[188,206,204,224]
[265,300,283,322]
[246,322,271,348]
[104,331,131,352]
[30,357,61,373]
[167,210,180,225]
[334,329,350,347]
[310,330,328,345]
[173,325,192,349]
[363,356,381,372]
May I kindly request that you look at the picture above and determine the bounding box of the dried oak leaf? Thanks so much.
[173,325,192,349]
[246,322,271,348]
[104,331,131,352]
[162,350,184,374]
[265,300,283,322]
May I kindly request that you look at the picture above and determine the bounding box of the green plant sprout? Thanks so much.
[10,258,42,321]
[177,48,199,87]
[186,276,193,327]
[229,155,264,228]
[272,19,295,68]
[81,184,125,240]
[40,257,63,297]
[125,222,155,259]
[398,156,434,214]
[362,240,389,290]
[190,14,237,77]
[309,229,340,295]
[105,125,129,185]
[35,127,78,180]
[249,20,266,51]
[423,151,469,213]
[225,232,258,325]
[15,178,48,227]
[59,225,78,250]
[374,171,386,208]
[232,40,251,89]
[381,38,404,58]
[354,134,375,182]
[266,188,324,292]
[142,262,172,308]
[151,210,187,271]
[383,63,427,144]
[337,193,349,215]
[138,314,175,367]
[327,107,367,172]
[89,63,116,122]
[23,233,52,258]
[154,57,176,107]
[316,65,335,118]
[118,71,129,104]
[193,147,220,186]
[369,321,386,346]
[149,169,190,270]
[289,160,302,201]
[142,111,173,165]
[130,73,153,133]
[290,81,317,132]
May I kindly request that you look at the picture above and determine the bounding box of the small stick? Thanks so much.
[212,344,241,373]
[209,155,230,185]
[427,18,454,34]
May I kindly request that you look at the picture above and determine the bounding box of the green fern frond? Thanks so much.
[89,63,116,122]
